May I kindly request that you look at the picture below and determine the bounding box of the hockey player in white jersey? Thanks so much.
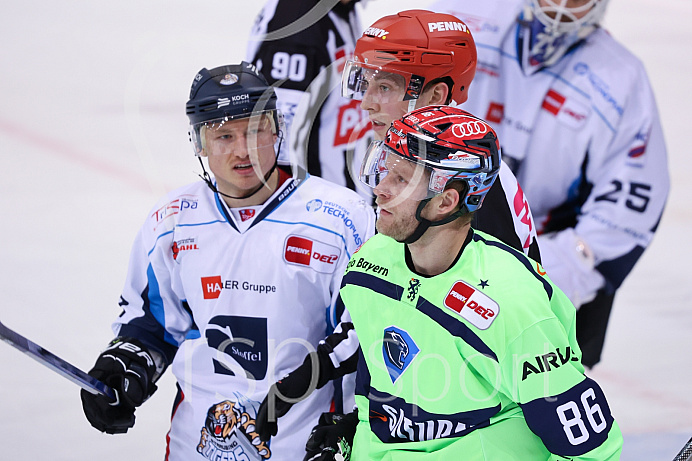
[341,10,540,259]
[80,62,375,460]
[430,0,670,366]
[247,0,372,197]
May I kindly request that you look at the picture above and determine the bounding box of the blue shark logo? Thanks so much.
[383,326,419,383]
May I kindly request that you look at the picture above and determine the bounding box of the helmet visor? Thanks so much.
[342,60,423,103]
[190,110,282,157]
[360,141,461,201]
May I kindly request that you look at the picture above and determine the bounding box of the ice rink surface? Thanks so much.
[0,1,689,459]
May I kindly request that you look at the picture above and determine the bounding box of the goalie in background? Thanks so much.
[430,0,670,367]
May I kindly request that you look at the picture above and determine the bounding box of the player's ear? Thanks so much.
[431,187,461,219]
[428,82,449,106]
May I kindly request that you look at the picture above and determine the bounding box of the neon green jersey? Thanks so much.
[340,230,622,460]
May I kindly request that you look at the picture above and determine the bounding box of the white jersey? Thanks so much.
[113,168,375,461]
[246,0,373,198]
[431,0,669,305]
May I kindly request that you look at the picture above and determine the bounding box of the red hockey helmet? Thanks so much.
[342,10,477,106]
[360,105,500,213]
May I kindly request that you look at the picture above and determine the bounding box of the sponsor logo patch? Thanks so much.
[202,276,223,300]
[306,199,322,212]
[305,201,365,246]
[364,26,389,38]
[219,73,238,86]
[284,235,341,273]
[451,120,488,137]
[238,209,255,222]
[201,276,277,299]
[151,195,198,225]
[427,21,468,33]
[334,99,371,146]
[486,101,504,124]
[521,346,580,381]
[626,129,649,167]
[172,237,199,260]
[346,256,389,276]
[542,89,590,129]
[455,14,500,34]
[206,315,268,379]
[542,89,566,116]
[444,280,498,329]
[367,389,495,443]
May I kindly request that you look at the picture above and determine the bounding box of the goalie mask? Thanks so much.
[520,0,610,69]
[360,105,501,243]
[342,10,476,110]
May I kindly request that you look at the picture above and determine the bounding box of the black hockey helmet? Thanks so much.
[186,62,283,156]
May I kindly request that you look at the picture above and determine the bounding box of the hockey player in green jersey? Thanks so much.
[255,105,623,460]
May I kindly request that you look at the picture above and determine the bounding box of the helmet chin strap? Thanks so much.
[399,199,465,244]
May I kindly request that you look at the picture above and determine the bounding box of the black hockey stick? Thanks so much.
[674,435,692,461]
[0,320,116,402]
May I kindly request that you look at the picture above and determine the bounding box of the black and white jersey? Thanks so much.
[247,0,372,198]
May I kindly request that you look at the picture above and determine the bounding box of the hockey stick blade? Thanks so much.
[674,435,692,461]
[0,320,116,402]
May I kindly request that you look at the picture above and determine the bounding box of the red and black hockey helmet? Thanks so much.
[360,105,501,213]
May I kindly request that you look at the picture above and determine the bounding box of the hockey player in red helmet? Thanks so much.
[254,107,623,460]
[342,10,540,259]
[361,105,501,243]
[342,10,477,139]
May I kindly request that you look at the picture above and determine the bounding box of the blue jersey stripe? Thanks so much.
[415,296,498,362]
[342,271,498,362]
[264,218,350,259]
[472,233,553,300]
[145,264,178,346]
[366,387,499,444]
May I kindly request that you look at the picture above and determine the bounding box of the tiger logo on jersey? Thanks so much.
[197,400,270,460]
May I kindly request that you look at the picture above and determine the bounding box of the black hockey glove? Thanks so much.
[80,337,159,434]
[255,351,322,441]
[303,411,358,461]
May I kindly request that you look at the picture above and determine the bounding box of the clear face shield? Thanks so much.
[189,110,283,158]
[341,60,424,106]
[360,140,484,206]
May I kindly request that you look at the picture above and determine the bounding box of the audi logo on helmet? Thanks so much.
[451,121,489,138]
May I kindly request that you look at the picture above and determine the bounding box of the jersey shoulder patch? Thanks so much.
[443,280,499,330]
